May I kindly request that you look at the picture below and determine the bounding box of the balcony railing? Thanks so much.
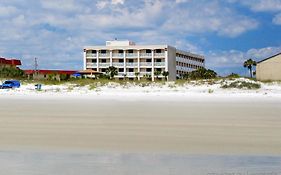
[112,53,124,57]
[99,53,110,57]
[126,53,138,57]
[86,63,97,67]
[99,63,110,67]
[140,62,152,66]
[154,53,165,57]
[140,53,152,57]
[154,62,165,67]
[112,63,124,67]
[126,62,138,67]
[86,54,97,58]
[126,72,135,76]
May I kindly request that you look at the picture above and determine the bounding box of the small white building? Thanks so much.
[83,40,205,81]
[256,52,281,81]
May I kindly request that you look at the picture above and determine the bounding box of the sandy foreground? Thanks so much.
[0,95,281,155]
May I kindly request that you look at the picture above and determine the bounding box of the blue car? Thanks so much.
[0,80,21,89]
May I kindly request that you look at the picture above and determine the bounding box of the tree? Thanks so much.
[189,68,217,80]
[243,59,256,78]
[154,71,161,79]
[105,66,118,79]
[162,71,169,81]
[135,72,140,80]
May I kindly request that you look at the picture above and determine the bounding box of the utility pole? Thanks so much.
[34,57,38,75]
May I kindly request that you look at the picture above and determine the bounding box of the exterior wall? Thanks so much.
[84,41,204,81]
[256,54,281,81]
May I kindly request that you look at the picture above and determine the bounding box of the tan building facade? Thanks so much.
[256,53,281,81]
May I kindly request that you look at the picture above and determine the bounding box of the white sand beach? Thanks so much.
[0,91,281,155]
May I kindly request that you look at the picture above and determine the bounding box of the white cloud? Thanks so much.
[273,13,281,24]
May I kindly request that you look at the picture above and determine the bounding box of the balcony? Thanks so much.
[112,53,124,58]
[99,53,110,58]
[154,62,165,67]
[112,62,124,67]
[140,62,152,67]
[86,53,97,58]
[140,53,152,57]
[86,63,97,67]
[154,53,165,57]
[126,72,135,76]
[99,63,110,67]
[126,53,138,57]
[126,62,138,67]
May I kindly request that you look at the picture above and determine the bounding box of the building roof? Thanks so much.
[24,70,77,75]
[257,52,281,64]
[77,70,102,74]
[0,57,22,66]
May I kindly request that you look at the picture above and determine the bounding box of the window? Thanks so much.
[101,68,106,72]
[146,49,152,53]
[128,68,134,72]
[119,59,124,63]
[119,68,124,72]
[146,59,152,62]
[101,59,106,63]
[92,68,97,71]
[156,68,162,72]
[118,50,124,53]
[146,68,152,72]
[156,59,162,62]
[156,49,162,53]
[100,50,106,54]
[92,59,97,63]
[91,50,97,54]
[128,59,134,63]
[128,50,134,53]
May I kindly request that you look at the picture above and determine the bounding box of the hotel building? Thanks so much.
[84,40,205,81]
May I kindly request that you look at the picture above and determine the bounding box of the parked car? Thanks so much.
[0,80,21,89]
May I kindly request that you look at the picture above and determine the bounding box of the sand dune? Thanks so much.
[0,96,281,155]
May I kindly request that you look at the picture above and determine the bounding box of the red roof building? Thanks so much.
[24,70,77,75]
[0,57,22,67]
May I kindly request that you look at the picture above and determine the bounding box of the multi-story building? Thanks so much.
[0,57,21,69]
[84,40,205,81]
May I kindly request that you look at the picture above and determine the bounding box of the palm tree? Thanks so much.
[135,72,140,80]
[162,71,169,81]
[105,66,118,79]
[154,71,161,80]
[243,59,256,78]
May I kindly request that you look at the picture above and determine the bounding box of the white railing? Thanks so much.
[126,62,138,67]
[140,53,152,57]
[86,54,97,58]
[154,53,165,57]
[86,63,97,67]
[112,63,124,67]
[126,53,138,57]
[140,62,152,66]
[99,63,110,67]
[112,53,124,57]
[126,72,135,76]
[99,53,110,57]
[154,62,165,66]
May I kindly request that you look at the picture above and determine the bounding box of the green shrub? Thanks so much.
[226,73,240,79]
[0,67,24,78]
[221,81,261,89]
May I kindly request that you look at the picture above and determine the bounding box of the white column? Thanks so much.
[152,49,155,81]
[83,49,87,70]
[165,49,168,72]
[96,50,99,72]
[110,50,113,66]
[137,50,140,81]
[123,50,126,76]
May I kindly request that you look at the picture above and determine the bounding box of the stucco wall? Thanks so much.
[167,46,177,81]
[256,54,281,81]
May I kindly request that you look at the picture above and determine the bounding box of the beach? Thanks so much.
[1,94,281,155]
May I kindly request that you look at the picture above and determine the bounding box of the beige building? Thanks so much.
[84,40,205,81]
[256,52,281,81]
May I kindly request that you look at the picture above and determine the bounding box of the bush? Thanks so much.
[0,67,24,78]
[226,73,240,79]
[221,81,261,89]
[188,68,217,80]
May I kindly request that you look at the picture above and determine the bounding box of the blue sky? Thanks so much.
[1,0,281,76]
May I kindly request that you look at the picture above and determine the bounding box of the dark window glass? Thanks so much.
[128,50,134,53]
[146,49,152,53]
[92,59,97,63]
[156,49,161,53]
[101,50,106,54]
[119,68,124,72]
[118,50,124,53]
[92,50,97,54]
[129,59,134,63]
[129,68,134,72]
[146,68,152,72]
[101,59,106,63]
[156,59,162,62]
[119,59,124,63]
[146,59,152,62]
